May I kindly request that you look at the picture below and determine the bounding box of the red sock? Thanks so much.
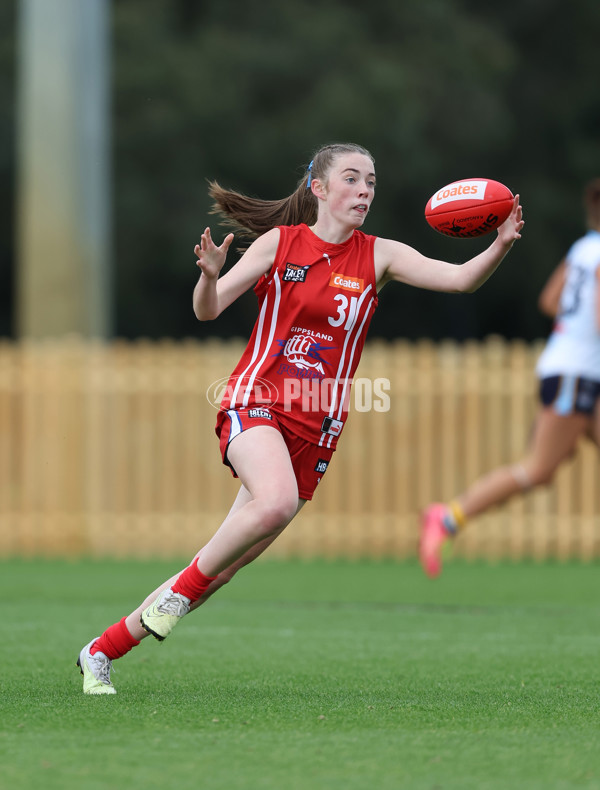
[90,617,140,659]
[171,562,217,602]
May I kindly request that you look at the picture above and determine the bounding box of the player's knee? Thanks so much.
[256,494,298,536]
[526,464,556,487]
[511,461,554,489]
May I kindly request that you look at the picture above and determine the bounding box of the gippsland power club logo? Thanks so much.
[205,375,279,410]
[273,327,336,380]
[277,334,334,376]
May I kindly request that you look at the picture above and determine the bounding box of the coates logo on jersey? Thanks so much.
[283,263,310,283]
[329,272,364,293]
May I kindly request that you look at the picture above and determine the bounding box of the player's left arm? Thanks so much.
[537,260,566,318]
[375,195,523,293]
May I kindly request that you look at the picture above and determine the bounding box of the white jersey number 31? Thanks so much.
[328,294,359,330]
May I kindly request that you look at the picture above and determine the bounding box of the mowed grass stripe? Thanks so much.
[1,559,599,790]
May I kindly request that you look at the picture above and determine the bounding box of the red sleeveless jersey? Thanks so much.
[218,223,378,449]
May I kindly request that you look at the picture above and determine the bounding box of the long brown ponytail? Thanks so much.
[208,142,374,244]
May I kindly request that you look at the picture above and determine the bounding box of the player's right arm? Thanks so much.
[193,227,280,320]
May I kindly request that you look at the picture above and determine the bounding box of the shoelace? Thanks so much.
[89,652,113,684]
[157,592,189,616]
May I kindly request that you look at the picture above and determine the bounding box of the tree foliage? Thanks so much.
[3,0,599,340]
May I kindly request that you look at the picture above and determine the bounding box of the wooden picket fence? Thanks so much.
[0,336,599,560]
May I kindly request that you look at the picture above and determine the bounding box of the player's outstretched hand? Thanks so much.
[194,228,234,279]
[497,195,524,246]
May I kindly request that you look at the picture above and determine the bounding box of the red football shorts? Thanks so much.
[215,407,334,501]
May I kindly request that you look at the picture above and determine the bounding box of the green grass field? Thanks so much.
[2,557,600,790]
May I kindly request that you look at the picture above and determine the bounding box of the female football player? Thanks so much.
[78,142,523,693]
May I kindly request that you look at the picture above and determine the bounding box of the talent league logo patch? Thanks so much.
[329,271,364,293]
[248,408,272,419]
[283,263,310,282]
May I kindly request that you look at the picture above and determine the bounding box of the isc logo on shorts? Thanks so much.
[248,408,272,419]
[314,459,329,473]
[283,263,309,282]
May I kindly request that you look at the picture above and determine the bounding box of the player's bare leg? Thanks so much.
[193,426,300,576]
[460,408,590,515]
[587,400,600,449]
[420,407,591,577]
[139,426,300,640]
[125,488,305,639]
[79,427,303,691]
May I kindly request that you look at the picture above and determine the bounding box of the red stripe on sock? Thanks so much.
[171,562,217,602]
[90,617,140,660]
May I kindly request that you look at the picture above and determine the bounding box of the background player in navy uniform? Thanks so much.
[420,178,600,578]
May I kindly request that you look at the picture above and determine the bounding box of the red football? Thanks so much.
[424,178,514,238]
